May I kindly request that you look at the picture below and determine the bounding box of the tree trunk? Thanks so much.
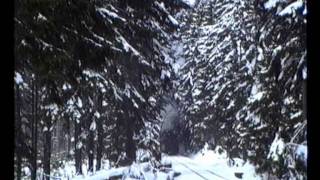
[67,118,71,159]
[15,85,22,180]
[125,122,136,164]
[302,79,307,121]
[75,118,82,175]
[96,93,103,171]
[96,117,103,170]
[16,152,22,180]
[88,128,94,172]
[43,117,52,180]
[31,79,38,180]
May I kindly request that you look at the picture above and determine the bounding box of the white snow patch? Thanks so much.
[168,15,179,26]
[290,111,302,119]
[296,144,307,167]
[252,92,264,101]
[43,104,59,116]
[97,8,126,22]
[278,0,304,16]
[226,100,235,109]
[77,97,83,108]
[257,46,264,61]
[264,0,286,10]
[249,85,264,102]
[268,133,285,161]
[303,5,307,15]
[117,35,140,56]
[76,142,83,149]
[37,13,47,21]
[192,143,227,165]
[62,83,72,90]
[23,167,31,176]
[284,96,294,105]
[15,72,23,85]
[90,120,96,131]
[148,96,156,106]
[302,66,307,80]
[164,143,261,180]
[192,89,201,97]
[181,0,196,7]
[155,1,179,27]
[160,69,171,80]
[94,111,101,119]
[278,0,303,16]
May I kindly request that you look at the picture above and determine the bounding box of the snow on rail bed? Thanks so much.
[163,143,262,180]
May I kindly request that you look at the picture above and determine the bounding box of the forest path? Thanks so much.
[163,156,237,180]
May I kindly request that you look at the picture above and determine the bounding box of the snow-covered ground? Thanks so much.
[66,144,262,180]
[70,162,170,180]
[163,144,261,180]
[24,145,261,180]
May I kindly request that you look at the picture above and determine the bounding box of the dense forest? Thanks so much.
[14,0,307,179]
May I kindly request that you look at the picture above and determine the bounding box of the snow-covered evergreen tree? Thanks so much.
[15,0,180,178]
[176,0,306,178]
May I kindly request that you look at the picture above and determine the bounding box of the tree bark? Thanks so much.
[96,122,103,170]
[31,79,38,180]
[75,117,82,175]
[67,118,71,159]
[96,93,103,171]
[15,85,22,180]
[302,79,307,121]
[125,122,136,164]
[43,116,52,180]
[88,128,94,172]
[16,153,22,180]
